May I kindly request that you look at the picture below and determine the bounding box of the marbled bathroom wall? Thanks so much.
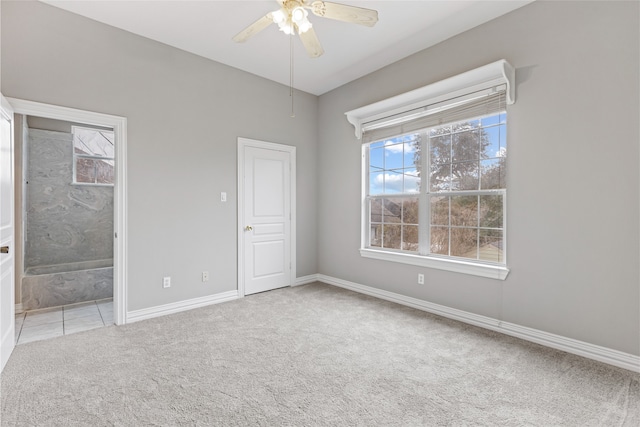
[21,266,113,310]
[26,129,113,268]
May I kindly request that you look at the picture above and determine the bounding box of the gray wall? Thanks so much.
[1,1,318,311]
[317,0,639,356]
[25,128,113,268]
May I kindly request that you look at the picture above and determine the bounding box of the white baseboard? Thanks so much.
[14,303,23,315]
[317,274,640,373]
[126,290,239,324]
[294,274,319,286]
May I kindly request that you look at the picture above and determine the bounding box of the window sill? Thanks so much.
[360,248,509,280]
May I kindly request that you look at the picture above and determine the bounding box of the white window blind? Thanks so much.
[346,59,515,141]
[361,86,506,144]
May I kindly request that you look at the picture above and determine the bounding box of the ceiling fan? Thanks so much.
[232,0,379,58]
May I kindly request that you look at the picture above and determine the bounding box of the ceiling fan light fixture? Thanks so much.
[272,8,294,34]
[291,6,312,34]
[297,20,312,34]
[272,9,286,25]
[291,7,307,24]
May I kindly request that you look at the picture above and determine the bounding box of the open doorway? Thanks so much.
[14,116,115,344]
[8,98,127,343]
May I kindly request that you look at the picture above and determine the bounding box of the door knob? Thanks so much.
[0,246,8,254]
[245,226,253,231]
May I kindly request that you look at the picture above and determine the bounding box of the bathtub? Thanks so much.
[21,259,113,311]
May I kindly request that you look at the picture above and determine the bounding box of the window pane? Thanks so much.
[370,224,382,247]
[479,229,504,262]
[383,224,402,250]
[384,141,404,169]
[430,196,449,226]
[96,159,114,184]
[499,123,507,152]
[430,163,451,192]
[76,158,96,183]
[370,198,382,222]
[481,114,500,127]
[454,161,479,191]
[404,148,418,170]
[381,198,401,223]
[430,226,449,255]
[450,195,478,227]
[402,198,419,224]
[483,125,502,159]
[452,128,479,162]
[370,171,384,195]
[479,195,503,228]
[370,147,384,169]
[450,227,478,259]
[402,225,419,251]
[403,169,420,193]
[429,134,451,165]
[480,158,506,190]
[384,170,404,194]
[73,127,114,158]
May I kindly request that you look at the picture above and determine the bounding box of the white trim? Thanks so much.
[14,303,23,315]
[127,291,238,323]
[237,137,297,298]
[7,98,128,325]
[360,249,509,280]
[294,274,319,286]
[1,95,16,374]
[345,59,515,139]
[317,274,640,373]
[0,267,15,372]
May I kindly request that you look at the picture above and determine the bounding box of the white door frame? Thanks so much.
[7,98,128,325]
[1,95,16,372]
[237,137,296,297]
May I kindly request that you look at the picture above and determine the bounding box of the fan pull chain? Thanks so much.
[290,31,295,118]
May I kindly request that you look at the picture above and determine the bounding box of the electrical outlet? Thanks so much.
[417,274,424,285]
[202,271,209,282]
[163,276,171,288]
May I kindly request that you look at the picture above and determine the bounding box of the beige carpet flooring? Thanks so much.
[1,282,638,426]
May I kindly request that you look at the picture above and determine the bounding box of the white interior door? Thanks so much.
[238,138,295,296]
[0,95,15,372]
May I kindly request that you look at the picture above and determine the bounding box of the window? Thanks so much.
[366,111,506,263]
[347,60,515,279]
[72,126,115,185]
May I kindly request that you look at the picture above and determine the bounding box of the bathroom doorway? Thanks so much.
[7,98,127,340]
[15,117,115,343]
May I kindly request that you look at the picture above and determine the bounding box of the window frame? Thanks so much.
[361,120,509,280]
[72,125,115,186]
[349,60,515,280]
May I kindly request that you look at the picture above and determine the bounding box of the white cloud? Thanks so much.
[373,170,420,193]
[384,140,415,155]
[496,147,507,158]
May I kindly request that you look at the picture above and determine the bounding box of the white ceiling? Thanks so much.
[41,0,533,95]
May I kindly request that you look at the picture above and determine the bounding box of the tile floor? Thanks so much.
[15,299,113,345]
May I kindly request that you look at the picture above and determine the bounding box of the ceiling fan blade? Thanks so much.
[232,13,274,43]
[299,27,324,58]
[310,1,378,27]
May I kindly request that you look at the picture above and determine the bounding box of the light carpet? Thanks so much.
[1,282,638,426]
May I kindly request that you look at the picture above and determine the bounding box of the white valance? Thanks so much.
[345,59,516,140]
